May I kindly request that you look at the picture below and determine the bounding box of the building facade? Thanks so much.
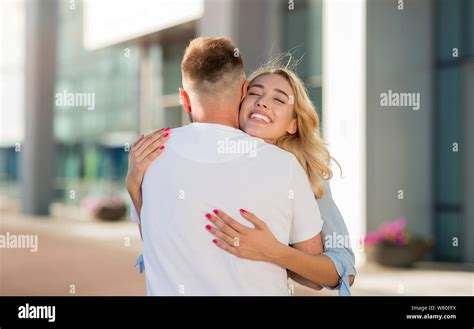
[0,0,472,263]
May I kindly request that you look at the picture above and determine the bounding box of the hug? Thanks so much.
[126,36,356,296]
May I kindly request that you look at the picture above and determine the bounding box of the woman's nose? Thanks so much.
[256,100,268,109]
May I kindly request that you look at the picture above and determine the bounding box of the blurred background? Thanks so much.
[0,0,473,296]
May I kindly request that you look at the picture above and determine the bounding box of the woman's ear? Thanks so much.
[179,88,191,113]
[287,118,297,134]
[240,80,250,102]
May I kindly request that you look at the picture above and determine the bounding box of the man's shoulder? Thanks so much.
[256,141,296,160]
[165,124,299,166]
[245,138,302,172]
[165,124,196,145]
[169,124,189,135]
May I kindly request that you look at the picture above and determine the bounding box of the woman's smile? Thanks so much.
[248,110,273,125]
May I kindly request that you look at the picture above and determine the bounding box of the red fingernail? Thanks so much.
[164,127,171,131]
[205,225,212,231]
[240,209,247,214]
[205,213,212,219]
[160,145,165,150]
[212,239,218,244]
[164,133,169,138]
[213,209,219,215]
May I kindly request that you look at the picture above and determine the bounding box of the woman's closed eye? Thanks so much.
[248,92,284,104]
[274,98,285,104]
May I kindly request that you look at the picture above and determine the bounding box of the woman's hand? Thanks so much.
[204,208,285,263]
[125,128,170,194]
[205,209,340,290]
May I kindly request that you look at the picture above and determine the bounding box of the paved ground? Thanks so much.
[0,214,145,296]
[1,211,473,296]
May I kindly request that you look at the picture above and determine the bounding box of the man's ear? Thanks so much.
[240,80,250,102]
[287,118,297,134]
[179,88,191,113]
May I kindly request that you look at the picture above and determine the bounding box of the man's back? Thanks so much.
[140,122,322,295]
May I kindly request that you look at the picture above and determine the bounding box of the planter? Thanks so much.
[82,196,127,222]
[94,204,127,221]
[371,240,433,268]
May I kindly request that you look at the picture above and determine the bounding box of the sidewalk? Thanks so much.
[1,212,145,296]
[1,211,473,296]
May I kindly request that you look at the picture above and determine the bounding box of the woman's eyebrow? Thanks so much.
[250,84,289,99]
[249,84,264,90]
[274,88,289,99]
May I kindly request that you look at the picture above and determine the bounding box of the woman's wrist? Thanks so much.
[266,242,293,268]
[126,178,141,195]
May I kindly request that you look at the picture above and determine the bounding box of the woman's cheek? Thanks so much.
[273,113,292,136]
[240,102,253,126]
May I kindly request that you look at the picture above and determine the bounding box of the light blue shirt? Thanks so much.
[318,181,356,296]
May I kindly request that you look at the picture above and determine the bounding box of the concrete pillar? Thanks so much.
[21,0,58,215]
[464,62,474,262]
[365,0,434,239]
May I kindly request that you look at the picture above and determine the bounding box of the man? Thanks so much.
[126,37,326,295]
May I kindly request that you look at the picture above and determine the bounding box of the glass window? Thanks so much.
[285,1,310,79]
[468,0,474,56]
[435,67,463,206]
[308,0,323,78]
[162,44,184,95]
[434,0,466,259]
[164,106,185,129]
[285,0,323,121]
[434,212,463,261]
[54,0,140,201]
[436,0,463,62]
[434,65,463,262]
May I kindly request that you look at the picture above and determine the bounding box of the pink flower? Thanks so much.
[364,231,383,246]
[380,217,406,240]
[364,217,410,246]
[81,196,125,213]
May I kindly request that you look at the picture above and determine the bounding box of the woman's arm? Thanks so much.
[205,209,340,289]
[126,128,170,238]
[318,181,357,291]
[272,242,340,288]
[129,187,144,239]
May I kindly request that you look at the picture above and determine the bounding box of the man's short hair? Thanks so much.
[181,37,245,96]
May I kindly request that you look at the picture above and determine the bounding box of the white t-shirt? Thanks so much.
[131,122,323,296]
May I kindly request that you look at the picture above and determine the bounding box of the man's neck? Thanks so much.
[191,104,240,129]
[194,116,239,129]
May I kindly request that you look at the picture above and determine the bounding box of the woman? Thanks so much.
[129,64,356,295]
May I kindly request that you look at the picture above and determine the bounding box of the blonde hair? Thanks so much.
[248,65,334,199]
